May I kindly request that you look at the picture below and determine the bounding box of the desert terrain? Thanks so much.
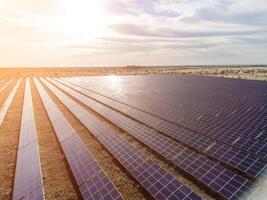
[0,66,266,81]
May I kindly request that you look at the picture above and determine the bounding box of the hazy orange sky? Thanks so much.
[0,0,266,67]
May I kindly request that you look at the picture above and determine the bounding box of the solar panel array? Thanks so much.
[62,76,267,156]
[53,78,266,179]
[61,76,267,157]
[48,78,264,199]
[34,78,123,200]
[52,78,266,170]
[40,78,202,200]
[57,75,267,199]
[13,79,44,200]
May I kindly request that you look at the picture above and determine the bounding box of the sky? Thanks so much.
[0,0,267,67]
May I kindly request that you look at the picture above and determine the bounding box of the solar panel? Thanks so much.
[34,78,123,200]
[233,136,267,159]
[13,79,44,200]
[0,79,14,93]
[52,78,266,180]
[0,77,7,84]
[19,121,37,149]
[20,186,44,200]
[41,78,203,200]
[0,79,21,126]
[206,143,266,178]
[173,149,253,199]
[13,142,44,200]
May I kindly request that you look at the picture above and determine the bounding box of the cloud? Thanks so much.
[233,37,267,46]
[182,0,267,25]
[101,0,180,17]
[130,0,180,17]
[67,34,231,58]
[183,8,267,26]
[110,24,158,36]
[110,23,266,38]
[0,0,267,66]
[100,1,136,16]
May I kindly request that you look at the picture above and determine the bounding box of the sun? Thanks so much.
[56,0,107,35]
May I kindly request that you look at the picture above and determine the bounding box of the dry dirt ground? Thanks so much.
[0,66,266,81]
[0,67,265,199]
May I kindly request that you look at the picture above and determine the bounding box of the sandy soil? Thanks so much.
[176,67,267,81]
[31,79,80,200]
[0,79,24,199]
[40,79,147,200]
[0,66,266,81]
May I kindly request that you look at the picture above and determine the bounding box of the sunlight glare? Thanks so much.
[56,0,107,35]
[106,75,123,93]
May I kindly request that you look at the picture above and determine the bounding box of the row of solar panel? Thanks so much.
[147,94,266,139]
[13,79,45,200]
[0,79,20,126]
[34,78,123,200]
[0,77,6,84]
[110,89,265,122]
[41,78,203,200]
[189,104,266,130]
[149,103,267,141]
[114,91,265,114]
[47,78,264,199]
[0,79,14,93]
[159,103,267,139]
[68,79,267,160]
[110,93,266,140]
[54,78,267,180]
[133,88,266,119]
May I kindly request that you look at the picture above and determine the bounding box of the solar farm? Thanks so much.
[0,74,266,200]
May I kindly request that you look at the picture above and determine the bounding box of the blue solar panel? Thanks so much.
[48,78,265,199]
[13,79,44,200]
[0,79,21,127]
[57,75,267,199]
[52,78,266,180]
